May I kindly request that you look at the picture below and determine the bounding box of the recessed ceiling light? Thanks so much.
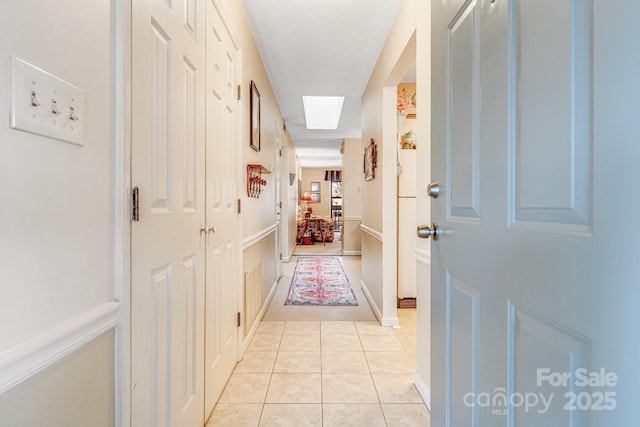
[302,96,345,129]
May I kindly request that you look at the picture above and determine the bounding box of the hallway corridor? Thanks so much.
[206,256,430,426]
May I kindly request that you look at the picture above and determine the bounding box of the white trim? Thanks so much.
[413,372,432,410]
[415,248,431,265]
[360,224,383,242]
[342,250,362,256]
[382,316,400,328]
[114,0,131,424]
[282,240,296,262]
[241,278,279,354]
[343,216,362,222]
[360,280,399,328]
[0,301,121,394]
[242,224,277,250]
[360,279,383,323]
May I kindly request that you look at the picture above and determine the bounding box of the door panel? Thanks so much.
[448,273,480,427]
[132,0,206,425]
[447,0,480,220]
[150,22,172,211]
[509,304,590,425]
[510,0,591,228]
[432,0,640,425]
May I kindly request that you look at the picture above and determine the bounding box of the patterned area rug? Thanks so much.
[285,257,358,306]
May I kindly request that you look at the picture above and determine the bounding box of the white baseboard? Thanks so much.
[360,280,398,328]
[241,277,279,354]
[0,301,120,394]
[360,280,382,323]
[342,250,361,256]
[283,242,296,262]
[413,372,431,410]
[381,316,400,328]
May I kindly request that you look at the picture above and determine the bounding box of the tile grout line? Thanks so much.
[357,322,390,426]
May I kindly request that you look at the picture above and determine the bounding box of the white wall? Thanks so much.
[361,2,419,327]
[0,331,115,426]
[220,1,294,336]
[281,136,299,262]
[360,0,431,406]
[342,138,362,255]
[0,0,119,421]
[414,1,432,408]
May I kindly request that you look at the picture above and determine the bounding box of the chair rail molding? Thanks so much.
[0,301,120,394]
[243,224,277,250]
[360,224,383,242]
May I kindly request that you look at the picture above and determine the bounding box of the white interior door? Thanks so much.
[431,0,640,425]
[131,0,206,425]
[204,1,240,416]
[275,124,282,278]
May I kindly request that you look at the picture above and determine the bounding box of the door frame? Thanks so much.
[274,120,282,279]
[114,0,132,425]
[375,42,438,414]
[380,30,432,408]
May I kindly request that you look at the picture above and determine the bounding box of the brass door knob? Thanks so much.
[417,223,439,240]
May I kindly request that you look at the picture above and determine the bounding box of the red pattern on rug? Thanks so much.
[285,257,358,306]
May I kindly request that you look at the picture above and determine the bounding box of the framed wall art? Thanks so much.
[250,80,261,152]
[363,138,377,181]
[310,182,320,192]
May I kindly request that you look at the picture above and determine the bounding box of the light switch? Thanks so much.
[11,57,85,146]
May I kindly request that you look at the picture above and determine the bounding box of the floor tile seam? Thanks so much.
[322,402,388,427]
[358,333,406,353]
[321,372,381,405]
[358,331,406,352]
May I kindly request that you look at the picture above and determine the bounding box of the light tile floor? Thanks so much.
[207,314,429,426]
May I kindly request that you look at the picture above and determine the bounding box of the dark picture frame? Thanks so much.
[310,193,321,203]
[310,181,320,192]
[250,80,261,152]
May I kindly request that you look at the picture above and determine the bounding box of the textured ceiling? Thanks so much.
[241,0,402,167]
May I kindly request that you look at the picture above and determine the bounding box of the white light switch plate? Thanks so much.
[11,57,85,146]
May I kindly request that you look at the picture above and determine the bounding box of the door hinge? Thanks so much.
[279,149,282,157]
[237,312,241,328]
[280,253,282,260]
[279,201,282,209]
[131,187,140,222]
[237,85,241,101]
[237,198,241,214]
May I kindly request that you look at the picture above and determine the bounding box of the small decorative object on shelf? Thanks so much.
[247,164,271,198]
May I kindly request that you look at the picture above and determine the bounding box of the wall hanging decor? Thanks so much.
[247,164,270,198]
[250,80,261,152]
[364,138,377,181]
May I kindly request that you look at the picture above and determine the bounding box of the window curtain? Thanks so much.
[324,170,341,181]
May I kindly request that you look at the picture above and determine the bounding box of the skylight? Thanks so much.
[302,96,345,130]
